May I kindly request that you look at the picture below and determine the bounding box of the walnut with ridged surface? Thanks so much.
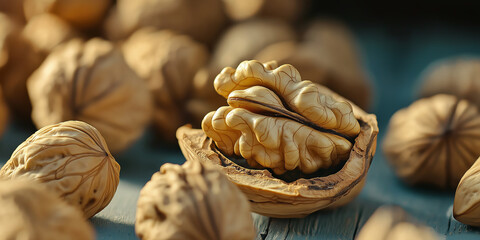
[0,121,120,218]
[454,156,480,226]
[135,160,255,240]
[383,94,480,189]
[27,38,152,153]
[178,60,378,218]
[0,179,95,240]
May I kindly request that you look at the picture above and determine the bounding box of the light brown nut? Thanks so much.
[23,0,112,30]
[383,94,480,189]
[420,57,480,108]
[0,120,121,218]
[0,85,8,138]
[104,0,226,44]
[0,179,95,240]
[356,206,439,240]
[256,20,372,110]
[22,13,80,54]
[122,28,209,142]
[0,13,43,121]
[135,160,255,240]
[222,0,307,22]
[27,38,153,153]
[454,157,480,226]
[178,60,378,218]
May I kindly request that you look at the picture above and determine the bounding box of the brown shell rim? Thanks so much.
[176,84,378,214]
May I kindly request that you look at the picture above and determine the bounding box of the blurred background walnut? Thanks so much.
[420,57,480,108]
[383,94,480,189]
[0,121,120,219]
[256,19,372,110]
[0,0,25,23]
[23,0,112,30]
[0,179,95,240]
[27,38,153,153]
[356,206,439,240]
[122,28,209,142]
[104,0,226,45]
[0,13,43,122]
[222,0,308,22]
[135,160,255,240]
[0,85,8,138]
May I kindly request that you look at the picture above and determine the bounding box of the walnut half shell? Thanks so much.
[177,61,378,218]
[454,156,480,226]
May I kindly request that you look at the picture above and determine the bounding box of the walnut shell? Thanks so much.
[0,85,8,138]
[122,28,209,142]
[27,38,153,153]
[255,20,372,110]
[419,58,480,108]
[22,13,79,54]
[135,160,255,240]
[0,120,121,218]
[0,179,95,240]
[454,157,480,226]
[104,0,226,45]
[0,13,43,120]
[177,61,378,218]
[23,0,112,30]
[356,206,439,240]
[222,0,307,22]
[383,94,480,189]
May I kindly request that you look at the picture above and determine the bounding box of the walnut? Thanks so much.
[103,0,226,45]
[178,60,378,218]
[255,20,372,110]
[22,13,80,55]
[23,0,112,30]
[0,121,120,219]
[356,206,439,240]
[122,28,208,142]
[135,160,255,240]
[454,156,480,226]
[419,58,480,108]
[0,0,25,23]
[192,19,296,119]
[222,0,308,22]
[0,85,8,138]
[27,38,153,153]
[0,179,95,240]
[0,13,43,121]
[383,94,480,189]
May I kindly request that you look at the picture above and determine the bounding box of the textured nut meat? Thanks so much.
[0,121,121,218]
[0,179,94,240]
[383,94,480,189]
[136,160,255,240]
[420,58,480,108]
[454,156,480,226]
[178,60,378,218]
[27,38,152,153]
[0,85,8,138]
[356,206,439,240]
[23,0,112,29]
[104,0,226,44]
[122,28,209,142]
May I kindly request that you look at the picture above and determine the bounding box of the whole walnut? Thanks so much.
[136,160,255,240]
[420,58,480,108]
[23,0,112,30]
[356,206,439,240]
[122,28,208,142]
[104,0,226,45]
[0,121,121,219]
[454,156,480,226]
[22,13,80,55]
[27,38,153,153]
[383,94,480,189]
[0,13,43,121]
[256,20,372,110]
[193,18,296,118]
[0,85,8,138]
[0,179,95,240]
[222,0,308,22]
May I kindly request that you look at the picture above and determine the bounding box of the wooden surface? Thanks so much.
[2,22,480,239]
